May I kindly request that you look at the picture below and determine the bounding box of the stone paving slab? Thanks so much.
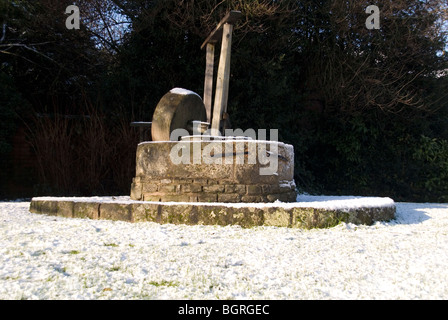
[29,196,396,229]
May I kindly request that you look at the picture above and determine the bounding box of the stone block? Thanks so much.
[193,179,208,185]
[29,195,396,229]
[130,182,142,200]
[143,193,162,202]
[279,182,295,192]
[159,194,190,202]
[261,185,272,194]
[291,208,347,229]
[232,207,264,228]
[132,203,160,223]
[246,185,262,195]
[241,195,263,202]
[235,185,247,194]
[31,200,48,215]
[267,192,296,203]
[203,184,225,193]
[158,184,176,193]
[263,207,291,227]
[233,163,276,185]
[100,203,133,222]
[58,201,74,218]
[197,194,218,202]
[172,178,194,184]
[224,184,246,194]
[159,204,192,225]
[142,184,158,193]
[194,206,234,226]
[29,200,73,218]
[133,176,141,184]
[267,193,281,202]
[179,184,190,193]
[218,193,242,203]
[74,202,99,220]
[191,184,203,193]
[29,200,41,214]
[346,206,395,225]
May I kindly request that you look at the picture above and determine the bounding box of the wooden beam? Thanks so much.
[211,23,233,135]
[201,10,242,50]
[203,43,215,123]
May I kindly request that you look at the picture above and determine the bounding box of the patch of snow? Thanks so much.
[170,88,201,99]
[0,199,447,299]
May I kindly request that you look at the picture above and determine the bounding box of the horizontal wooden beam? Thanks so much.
[201,10,242,50]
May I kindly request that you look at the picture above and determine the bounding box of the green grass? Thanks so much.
[104,243,119,247]
[148,280,178,287]
[109,266,120,272]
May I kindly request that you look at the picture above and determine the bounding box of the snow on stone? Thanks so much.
[170,87,201,98]
[0,198,447,299]
[30,194,395,211]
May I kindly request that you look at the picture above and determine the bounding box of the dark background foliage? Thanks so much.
[1,0,447,202]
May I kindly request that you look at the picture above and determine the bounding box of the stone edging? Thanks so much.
[131,177,297,203]
[29,197,396,229]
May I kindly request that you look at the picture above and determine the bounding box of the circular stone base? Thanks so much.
[29,196,396,229]
[131,139,296,203]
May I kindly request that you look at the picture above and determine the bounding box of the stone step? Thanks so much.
[29,196,396,229]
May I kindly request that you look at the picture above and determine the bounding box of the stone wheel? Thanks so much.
[151,88,207,141]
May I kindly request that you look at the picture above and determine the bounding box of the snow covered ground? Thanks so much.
[1,196,447,300]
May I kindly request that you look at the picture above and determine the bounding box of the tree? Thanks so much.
[294,0,448,199]
[2,0,447,200]
[298,0,448,116]
[0,0,104,113]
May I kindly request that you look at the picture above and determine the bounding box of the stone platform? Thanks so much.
[29,196,396,229]
[131,139,297,203]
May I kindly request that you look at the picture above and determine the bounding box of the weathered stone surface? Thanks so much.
[197,193,218,202]
[29,197,396,229]
[217,193,241,203]
[241,195,263,203]
[131,202,160,223]
[291,208,348,229]
[100,203,133,222]
[73,202,99,220]
[141,183,158,193]
[346,206,396,225]
[143,193,161,201]
[196,206,234,226]
[131,140,297,203]
[160,194,190,202]
[30,200,73,218]
[130,181,142,200]
[263,207,291,227]
[151,89,207,142]
[159,204,191,224]
[131,177,297,203]
[246,185,262,195]
[158,185,176,193]
[203,184,225,193]
[266,191,297,202]
[232,207,264,228]
[224,184,244,193]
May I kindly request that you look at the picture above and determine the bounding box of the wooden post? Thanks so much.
[211,22,233,135]
[203,43,215,124]
[201,11,241,136]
